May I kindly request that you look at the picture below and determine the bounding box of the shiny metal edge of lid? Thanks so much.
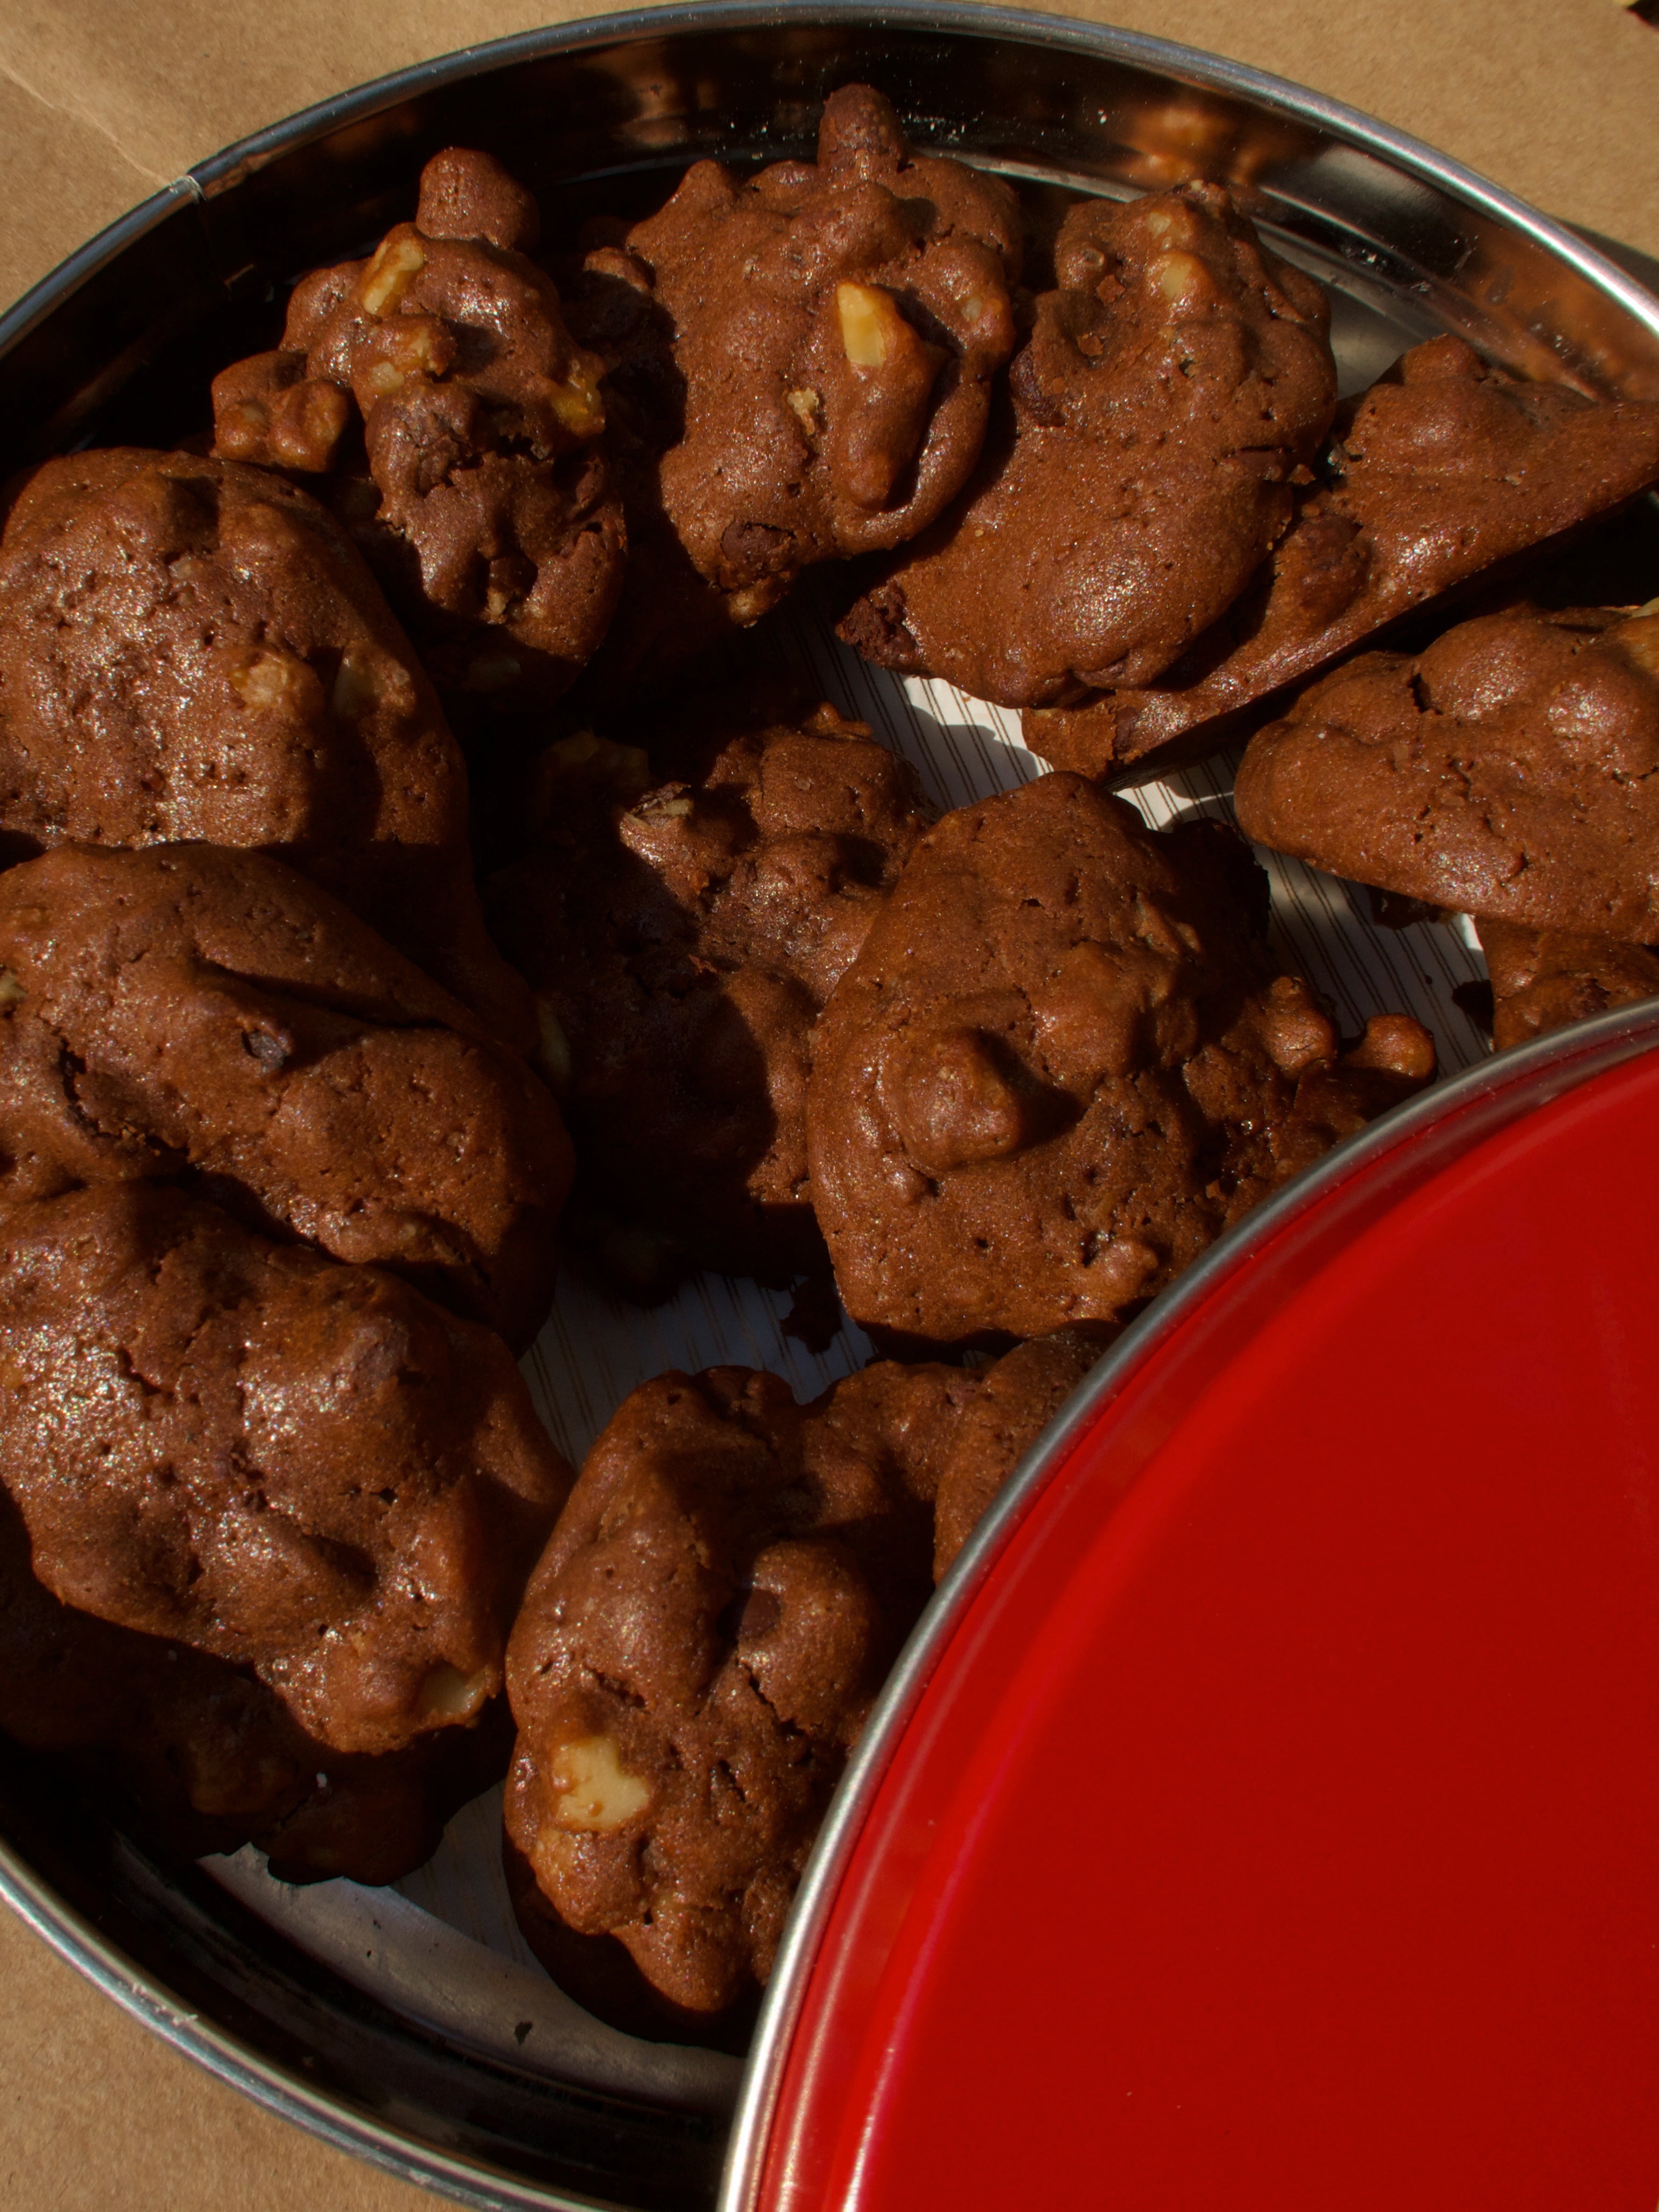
[717,992,1659,2212]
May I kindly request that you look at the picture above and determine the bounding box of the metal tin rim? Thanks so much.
[0,5,1656,2206]
[4,0,1658,365]
[717,991,1659,2212]
[0,1828,586,2212]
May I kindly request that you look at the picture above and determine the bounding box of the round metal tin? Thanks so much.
[2,9,1658,2210]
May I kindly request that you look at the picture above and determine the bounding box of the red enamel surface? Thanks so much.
[761,1050,1659,2212]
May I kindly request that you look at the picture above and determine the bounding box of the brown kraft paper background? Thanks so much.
[1,0,1657,2204]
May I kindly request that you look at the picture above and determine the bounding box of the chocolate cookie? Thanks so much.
[806,775,1436,1351]
[486,702,933,1284]
[1234,602,1659,940]
[0,447,530,1047]
[0,1485,511,1882]
[564,83,1020,688]
[214,147,624,705]
[0,841,572,1349]
[501,1357,993,2036]
[0,1182,571,1756]
[839,183,1337,708]
[932,1332,1100,1578]
[1025,336,1659,776]
[1476,918,1659,1051]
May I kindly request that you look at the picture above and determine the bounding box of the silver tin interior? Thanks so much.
[1,7,1657,2210]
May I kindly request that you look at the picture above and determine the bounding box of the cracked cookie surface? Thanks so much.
[0,1182,571,1756]
[806,774,1435,1351]
[0,841,572,1349]
[0,446,530,1048]
[1234,602,1659,940]
[839,182,1336,708]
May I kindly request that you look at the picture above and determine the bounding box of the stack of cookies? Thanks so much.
[1,81,1655,2049]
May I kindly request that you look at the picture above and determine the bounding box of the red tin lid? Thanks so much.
[739,1031,1659,2212]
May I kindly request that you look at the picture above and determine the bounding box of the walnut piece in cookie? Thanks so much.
[839,183,1337,709]
[503,1359,986,2036]
[0,1483,513,1883]
[563,83,1020,689]
[0,842,572,1351]
[0,448,534,1050]
[1476,918,1659,1050]
[1234,602,1659,941]
[0,1183,571,1758]
[486,701,933,1285]
[1024,336,1659,777]
[806,776,1435,1352]
[213,147,624,705]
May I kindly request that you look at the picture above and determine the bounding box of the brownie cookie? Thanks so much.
[563,84,1020,688]
[932,1332,1100,1579]
[0,1182,571,1756]
[486,702,933,1284]
[214,147,624,704]
[806,775,1435,1351]
[0,842,572,1349]
[1025,336,1659,776]
[0,1486,511,1882]
[0,447,530,1047]
[1234,602,1659,940]
[1477,919,1659,1051]
[839,183,1337,708]
[502,1357,993,2036]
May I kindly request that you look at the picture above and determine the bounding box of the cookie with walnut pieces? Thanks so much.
[0,841,572,1351]
[0,1482,514,1885]
[1476,918,1659,1050]
[806,774,1435,1353]
[0,1182,571,1759]
[839,181,1337,708]
[213,147,624,705]
[504,1347,1094,2041]
[0,446,532,1050]
[1234,602,1659,941]
[931,1331,1100,1579]
[1025,336,1659,778]
[562,83,1021,691]
[486,699,933,1287]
